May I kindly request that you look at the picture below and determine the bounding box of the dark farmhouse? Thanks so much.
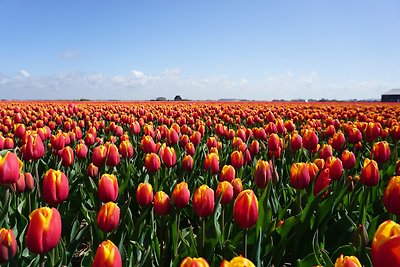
[382,89,400,102]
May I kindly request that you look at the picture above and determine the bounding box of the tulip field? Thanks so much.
[1,101,400,267]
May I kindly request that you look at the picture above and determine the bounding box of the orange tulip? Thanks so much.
[193,185,214,218]
[180,257,209,267]
[136,182,153,207]
[0,152,23,185]
[360,158,380,186]
[290,163,310,189]
[97,202,120,233]
[172,181,190,208]
[221,255,255,267]
[92,240,122,267]
[383,176,400,215]
[26,207,62,254]
[98,174,119,203]
[0,228,17,263]
[334,255,361,267]
[231,178,243,198]
[371,220,400,267]
[219,165,236,183]
[42,169,69,206]
[233,189,258,229]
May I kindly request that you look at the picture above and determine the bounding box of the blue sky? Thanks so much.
[1,1,399,100]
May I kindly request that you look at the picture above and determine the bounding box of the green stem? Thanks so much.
[175,212,180,257]
[40,254,46,267]
[244,228,248,258]
[221,206,225,243]
[296,190,302,214]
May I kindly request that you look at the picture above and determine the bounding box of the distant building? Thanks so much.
[382,89,400,102]
[174,95,182,101]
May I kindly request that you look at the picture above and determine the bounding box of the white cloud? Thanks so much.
[61,49,78,60]
[0,69,397,100]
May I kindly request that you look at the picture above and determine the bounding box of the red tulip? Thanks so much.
[383,176,400,215]
[92,240,122,267]
[26,207,62,254]
[290,131,302,151]
[302,129,319,150]
[98,174,118,203]
[136,182,153,207]
[204,153,219,175]
[97,202,120,233]
[313,168,331,197]
[141,135,156,153]
[180,257,209,267]
[42,169,69,206]
[360,158,380,186]
[231,178,243,198]
[216,181,234,205]
[106,143,120,167]
[145,153,161,173]
[193,185,214,217]
[75,142,88,160]
[371,220,400,267]
[153,191,171,216]
[230,150,244,169]
[372,141,391,163]
[181,155,194,172]
[290,163,310,189]
[87,163,99,178]
[334,255,361,267]
[0,152,23,185]
[58,146,74,167]
[219,165,235,183]
[172,181,190,208]
[325,156,343,181]
[0,228,17,263]
[233,189,258,229]
[159,144,177,168]
[341,150,356,170]
[92,145,108,167]
[119,140,134,159]
[254,159,271,189]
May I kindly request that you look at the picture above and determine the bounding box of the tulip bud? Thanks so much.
[24,172,35,191]
[302,129,319,151]
[216,181,234,205]
[92,145,108,167]
[230,150,244,169]
[231,178,243,198]
[352,224,369,248]
[136,182,153,206]
[219,165,236,183]
[249,139,260,157]
[119,140,134,159]
[180,257,209,267]
[97,202,120,233]
[26,207,62,254]
[0,228,17,263]
[58,146,74,167]
[372,141,391,163]
[290,163,310,189]
[204,153,219,175]
[159,144,177,168]
[92,240,122,267]
[0,152,23,185]
[106,143,120,167]
[254,159,271,189]
[341,150,356,170]
[145,153,161,173]
[233,189,258,229]
[154,191,171,216]
[181,155,194,172]
[383,176,400,215]
[372,220,400,267]
[172,182,190,208]
[87,163,99,178]
[98,174,118,203]
[42,169,69,206]
[360,158,380,186]
[334,254,361,267]
[193,185,214,218]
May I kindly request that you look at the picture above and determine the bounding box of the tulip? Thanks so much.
[268,133,280,152]
[360,158,380,186]
[193,185,214,217]
[119,140,134,159]
[331,130,346,151]
[254,159,271,189]
[145,153,161,173]
[92,145,108,167]
[172,181,190,208]
[141,136,156,153]
[290,163,310,189]
[221,256,255,267]
[26,207,62,254]
[75,142,88,160]
[308,163,319,181]
[97,202,120,232]
[51,131,66,150]
[219,165,235,183]
[230,150,244,169]
[318,144,333,161]
[92,240,122,267]
[365,122,381,142]
[136,182,153,206]
[216,181,234,205]
[106,143,120,167]
[167,128,179,145]
[372,141,391,163]
[383,176,400,215]
[154,191,171,216]
[159,144,177,168]
[397,160,400,176]
[302,129,319,150]
[325,156,343,181]
[98,174,118,203]
[371,220,400,267]
[334,255,361,267]
[249,139,260,156]
[185,142,196,156]
[0,228,17,263]
[313,168,331,197]
[347,127,362,144]
[42,169,69,206]
[290,132,302,151]
[231,178,243,198]
[233,189,258,229]
[190,131,202,146]
[58,146,74,167]
[180,257,209,267]
[0,152,23,185]
[341,150,356,170]
[181,155,194,172]
[204,153,219,175]
[87,163,99,178]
